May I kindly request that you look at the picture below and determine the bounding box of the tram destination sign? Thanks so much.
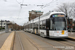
[53,14,64,17]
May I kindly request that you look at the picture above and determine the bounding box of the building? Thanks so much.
[67,18,75,31]
[8,23,24,30]
[67,19,73,31]
[29,10,43,21]
[0,20,11,29]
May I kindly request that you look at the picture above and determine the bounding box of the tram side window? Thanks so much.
[34,22,38,29]
[37,22,39,29]
[36,22,38,29]
[24,26,25,29]
[30,23,32,29]
[28,25,29,28]
[42,20,46,29]
[32,23,34,28]
[40,20,46,29]
[32,23,35,29]
[46,19,50,30]
[26,25,27,29]
[40,21,42,29]
[29,24,30,29]
[31,23,32,29]
[52,19,55,30]
[33,23,35,28]
[27,24,29,29]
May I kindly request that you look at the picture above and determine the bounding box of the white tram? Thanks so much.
[24,12,68,38]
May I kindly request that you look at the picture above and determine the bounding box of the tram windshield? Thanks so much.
[52,17,66,30]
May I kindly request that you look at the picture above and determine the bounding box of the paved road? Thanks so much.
[13,31,75,50]
[68,32,75,37]
[68,32,75,39]
[0,32,10,48]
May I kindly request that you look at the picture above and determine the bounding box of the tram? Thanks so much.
[24,12,68,38]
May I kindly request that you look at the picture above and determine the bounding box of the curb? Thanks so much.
[0,31,15,50]
[68,36,75,39]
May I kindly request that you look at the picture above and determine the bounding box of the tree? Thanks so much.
[68,3,75,18]
[56,3,75,18]
[57,3,68,17]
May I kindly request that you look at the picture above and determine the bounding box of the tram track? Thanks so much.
[19,31,39,50]
[23,32,60,50]
[17,33,24,50]
[61,38,75,46]
[64,38,75,42]
[13,32,25,50]
[23,31,75,50]
[22,34,39,50]
[50,38,75,47]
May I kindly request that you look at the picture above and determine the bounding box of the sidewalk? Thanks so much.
[68,32,75,39]
[0,33,10,48]
[0,31,5,34]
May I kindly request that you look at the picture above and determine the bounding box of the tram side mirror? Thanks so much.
[66,15,67,17]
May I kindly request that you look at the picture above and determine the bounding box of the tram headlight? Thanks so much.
[57,31,59,33]
[66,31,67,33]
[65,31,68,35]
[65,31,68,33]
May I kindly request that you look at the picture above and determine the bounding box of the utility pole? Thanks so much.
[1,20,2,30]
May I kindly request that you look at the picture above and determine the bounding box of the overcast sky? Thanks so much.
[0,0,75,25]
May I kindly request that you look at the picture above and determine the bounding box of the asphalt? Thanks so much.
[13,31,38,50]
[13,31,75,50]
[68,32,75,39]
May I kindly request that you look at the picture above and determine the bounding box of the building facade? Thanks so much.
[29,10,43,21]
[0,20,10,28]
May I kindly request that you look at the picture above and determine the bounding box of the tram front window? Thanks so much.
[52,17,66,30]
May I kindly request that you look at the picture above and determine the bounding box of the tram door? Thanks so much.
[46,19,50,37]
[33,28,38,34]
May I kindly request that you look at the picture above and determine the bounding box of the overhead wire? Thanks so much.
[41,0,55,9]
[16,0,24,19]
[16,0,59,19]
[17,6,22,19]
[16,0,21,4]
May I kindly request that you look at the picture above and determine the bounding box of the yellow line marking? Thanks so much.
[0,31,15,50]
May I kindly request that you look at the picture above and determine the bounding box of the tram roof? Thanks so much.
[50,12,65,15]
[25,12,65,25]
